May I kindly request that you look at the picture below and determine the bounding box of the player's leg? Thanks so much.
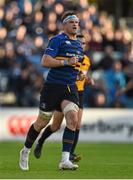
[70,91,83,162]
[19,84,54,170]
[34,111,64,158]
[19,111,52,170]
[70,108,83,162]
[59,99,79,170]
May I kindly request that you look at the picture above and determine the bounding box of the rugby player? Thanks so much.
[19,11,84,170]
[34,34,94,162]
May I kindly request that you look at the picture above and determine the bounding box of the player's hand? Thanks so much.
[68,56,79,66]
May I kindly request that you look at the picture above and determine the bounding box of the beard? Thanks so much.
[69,29,77,35]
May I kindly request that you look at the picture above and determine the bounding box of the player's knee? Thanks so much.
[62,102,79,115]
[70,111,78,125]
[66,111,79,130]
[62,102,79,130]
[34,111,53,132]
[39,110,53,121]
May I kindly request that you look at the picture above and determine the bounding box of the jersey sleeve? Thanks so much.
[44,37,60,58]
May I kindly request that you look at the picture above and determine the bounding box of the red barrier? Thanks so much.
[8,115,37,136]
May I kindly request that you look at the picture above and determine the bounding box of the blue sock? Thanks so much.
[62,127,75,152]
[71,129,79,154]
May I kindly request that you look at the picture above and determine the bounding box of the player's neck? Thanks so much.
[64,32,77,40]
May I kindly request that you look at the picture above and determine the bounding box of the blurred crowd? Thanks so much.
[0,0,133,108]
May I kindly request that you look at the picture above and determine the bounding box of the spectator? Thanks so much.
[0,0,132,108]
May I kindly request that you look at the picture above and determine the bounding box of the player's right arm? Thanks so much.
[41,54,64,67]
[42,55,78,68]
[41,37,78,68]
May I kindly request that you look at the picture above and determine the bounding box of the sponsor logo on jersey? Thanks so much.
[65,40,71,45]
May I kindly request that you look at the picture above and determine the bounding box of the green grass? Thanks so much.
[0,142,133,179]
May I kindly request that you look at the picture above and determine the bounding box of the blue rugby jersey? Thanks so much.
[44,33,84,85]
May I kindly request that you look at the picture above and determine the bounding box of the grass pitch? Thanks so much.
[0,142,133,179]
